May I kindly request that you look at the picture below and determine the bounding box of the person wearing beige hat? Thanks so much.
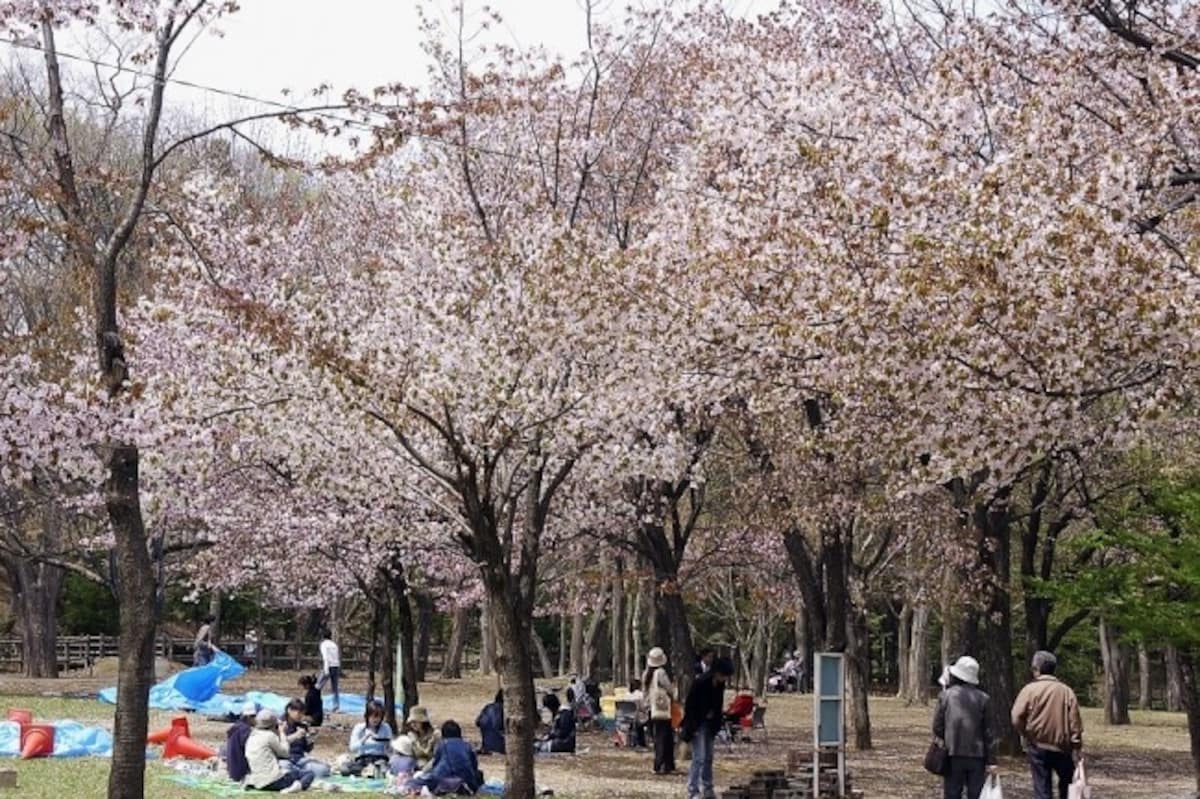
[404,705,440,767]
[932,656,997,799]
[642,646,678,775]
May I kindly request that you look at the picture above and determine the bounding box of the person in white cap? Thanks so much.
[641,646,678,775]
[223,701,259,782]
[932,655,997,799]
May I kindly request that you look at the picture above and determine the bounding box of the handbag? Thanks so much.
[1067,757,1091,799]
[923,738,948,776]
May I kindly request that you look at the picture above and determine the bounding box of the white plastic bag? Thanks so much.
[979,773,1004,799]
[1067,758,1092,799]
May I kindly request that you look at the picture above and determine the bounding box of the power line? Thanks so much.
[0,36,815,220]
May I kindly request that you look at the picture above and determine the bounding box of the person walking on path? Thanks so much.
[682,655,734,799]
[933,656,998,799]
[1012,650,1084,799]
[316,629,341,714]
[642,647,677,774]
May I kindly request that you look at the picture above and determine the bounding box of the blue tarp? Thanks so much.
[99,652,367,717]
[99,651,245,708]
[0,720,114,757]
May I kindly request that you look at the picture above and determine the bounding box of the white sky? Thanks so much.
[153,0,771,153]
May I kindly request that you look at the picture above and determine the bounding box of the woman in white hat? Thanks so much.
[641,647,678,774]
[932,656,999,799]
[404,705,440,768]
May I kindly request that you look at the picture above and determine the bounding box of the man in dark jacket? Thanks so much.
[683,655,734,799]
[476,690,506,754]
[410,720,483,794]
[933,656,997,799]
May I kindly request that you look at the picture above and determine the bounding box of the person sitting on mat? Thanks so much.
[299,675,323,727]
[224,701,257,782]
[408,720,484,795]
[403,705,440,768]
[245,709,313,793]
[475,690,506,755]
[282,698,331,778]
[341,700,393,776]
[537,693,576,753]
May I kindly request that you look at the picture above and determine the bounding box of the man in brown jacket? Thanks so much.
[1011,651,1084,799]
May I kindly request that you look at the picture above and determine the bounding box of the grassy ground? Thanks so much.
[0,671,1193,797]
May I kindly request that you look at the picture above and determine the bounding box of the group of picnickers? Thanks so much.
[933,650,1086,799]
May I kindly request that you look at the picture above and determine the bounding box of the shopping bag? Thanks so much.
[1067,757,1091,799]
[979,774,1003,799]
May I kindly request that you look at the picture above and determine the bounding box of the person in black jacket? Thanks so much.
[299,674,323,727]
[538,693,576,753]
[933,656,998,799]
[682,655,734,799]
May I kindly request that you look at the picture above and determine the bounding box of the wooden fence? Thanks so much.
[0,636,475,676]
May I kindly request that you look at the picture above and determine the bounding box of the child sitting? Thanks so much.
[388,734,418,778]
[282,698,331,778]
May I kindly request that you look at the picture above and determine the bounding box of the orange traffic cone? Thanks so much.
[148,715,189,745]
[19,724,54,759]
[6,709,32,726]
[163,728,216,760]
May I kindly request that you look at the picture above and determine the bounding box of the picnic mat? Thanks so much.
[163,772,389,795]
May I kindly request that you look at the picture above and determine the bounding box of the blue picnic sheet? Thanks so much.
[98,651,368,716]
[0,720,113,757]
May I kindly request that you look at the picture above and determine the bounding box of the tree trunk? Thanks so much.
[1099,618,1131,725]
[6,557,65,679]
[1177,650,1200,795]
[629,579,643,682]
[389,570,420,723]
[381,597,397,732]
[414,591,434,683]
[967,493,1019,755]
[1167,646,1185,713]
[532,630,555,678]
[896,603,912,701]
[611,561,626,686]
[751,613,770,697]
[480,598,496,676]
[366,600,382,700]
[846,606,872,750]
[795,604,809,691]
[656,587,696,697]
[557,614,566,677]
[484,577,538,799]
[940,595,960,670]
[105,444,158,799]
[907,605,931,705]
[441,605,468,680]
[1138,643,1151,711]
[569,609,584,676]
[582,586,609,680]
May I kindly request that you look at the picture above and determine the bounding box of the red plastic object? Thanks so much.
[19,723,54,759]
[6,709,32,726]
[163,727,216,760]
[148,714,190,745]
